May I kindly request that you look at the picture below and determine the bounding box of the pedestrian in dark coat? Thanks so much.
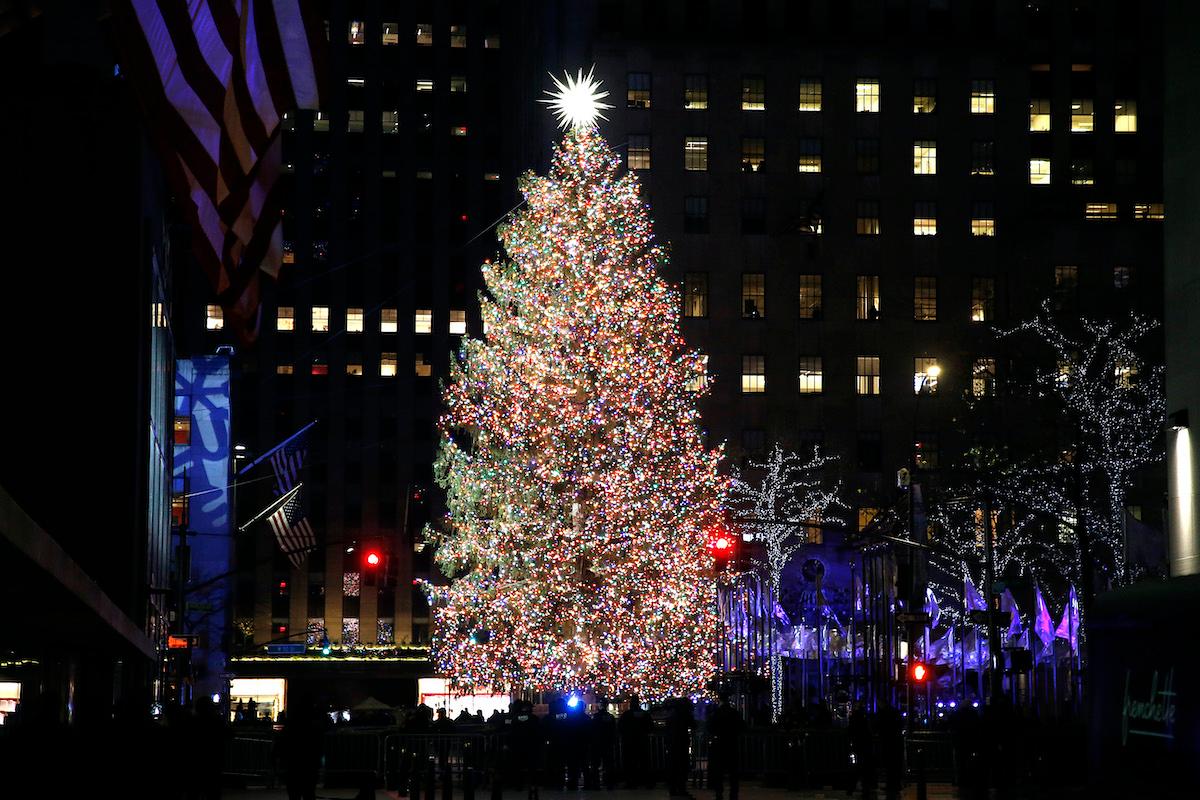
[618,695,654,789]
[279,703,325,800]
[846,701,876,799]
[707,692,742,800]
[665,698,695,797]
[589,698,618,790]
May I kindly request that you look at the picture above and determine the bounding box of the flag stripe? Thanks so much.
[272,0,319,109]
[117,0,323,342]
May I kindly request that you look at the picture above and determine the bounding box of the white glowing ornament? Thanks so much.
[540,67,613,130]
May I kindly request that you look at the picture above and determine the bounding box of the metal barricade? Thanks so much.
[904,732,956,782]
[323,728,386,783]
[223,734,276,783]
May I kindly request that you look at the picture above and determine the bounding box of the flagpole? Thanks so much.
[238,483,302,531]
[236,420,318,476]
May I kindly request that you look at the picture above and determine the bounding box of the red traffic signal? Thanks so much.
[365,550,382,568]
[910,661,929,683]
[708,523,736,566]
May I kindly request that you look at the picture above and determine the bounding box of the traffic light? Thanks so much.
[708,523,736,568]
[362,543,385,585]
[909,661,929,684]
[365,550,381,567]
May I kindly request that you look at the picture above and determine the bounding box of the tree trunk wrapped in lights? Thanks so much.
[425,80,724,700]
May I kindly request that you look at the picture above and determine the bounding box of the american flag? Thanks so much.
[266,484,316,567]
[269,429,307,495]
[114,1,326,341]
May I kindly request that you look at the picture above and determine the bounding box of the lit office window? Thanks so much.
[913,203,937,236]
[686,354,710,392]
[450,310,467,335]
[415,353,432,378]
[347,110,364,133]
[683,74,709,109]
[972,358,996,398]
[742,355,766,393]
[382,110,400,134]
[742,76,765,110]
[741,138,765,172]
[382,22,399,45]
[277,364,294,375]
[1056,360,1072,389]
[1085,202,1118,220]
[1133,203,1165,220]
[684,137,708,171]
[856,200,881,236]
[971,141,995,176]
[377,308,397,334]
[449,24,467,48]
[1029,158,1051,185]
[742,273,765,318]
[381,353,398,377]
[277,306,295,331]
[913,79,936,113]
[349,20,365,45]
[311,359,329,376]
[970,79,995,114]
[1114,359,1138,389]
[856,356,881,396]
[628,135,651,170]
[1071,159,1094,186]
[450,76,468,93]
[347,308,364,333]
[798,138,822,173]
[798,356,823,394]
[415,309,433,334]
[346,362,363,377]
[1115,99,1138,133]
[971,202,995,237]
[415,22,432,45]
[798,275,822,319]
[1030,99,1051,131]
[627,72,651,108]
[684,272,708,317]
[913,141,937,175]
[971,278,995,322]
[914,357,940,394]
[857,275,881,320]
[856,79,880,112]
[798,78,822,111]
[858,507,880,532]
[684,197,708,234]
[206,305,224,330]
[914,277,937,321]
[312,306,329,332]
[1070,99,1094,132]
[416,79,434,92]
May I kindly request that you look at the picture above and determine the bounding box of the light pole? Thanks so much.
[906,363,940,725]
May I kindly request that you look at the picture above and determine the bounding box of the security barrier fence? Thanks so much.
[222,727,958,790]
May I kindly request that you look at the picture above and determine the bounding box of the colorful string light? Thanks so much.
[424,123,725,701]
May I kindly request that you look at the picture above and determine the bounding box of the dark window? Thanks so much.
[742,197,766,234]
[627,72,651,109]
[684,196,709,233]
[856,138,879,174]
[971,141,995,176]
[858,432,883,472]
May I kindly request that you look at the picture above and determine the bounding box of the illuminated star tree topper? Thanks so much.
[539,67,614,130]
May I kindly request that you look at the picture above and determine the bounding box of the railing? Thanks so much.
[221,726,956,790]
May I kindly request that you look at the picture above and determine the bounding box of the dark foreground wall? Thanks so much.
[1087,575,1200,797]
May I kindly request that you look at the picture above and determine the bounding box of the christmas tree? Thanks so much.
[425,71,725,700]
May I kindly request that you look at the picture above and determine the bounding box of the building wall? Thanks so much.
[590,0,1165,529]
[188,1,558,651]
[174,356,234,699]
